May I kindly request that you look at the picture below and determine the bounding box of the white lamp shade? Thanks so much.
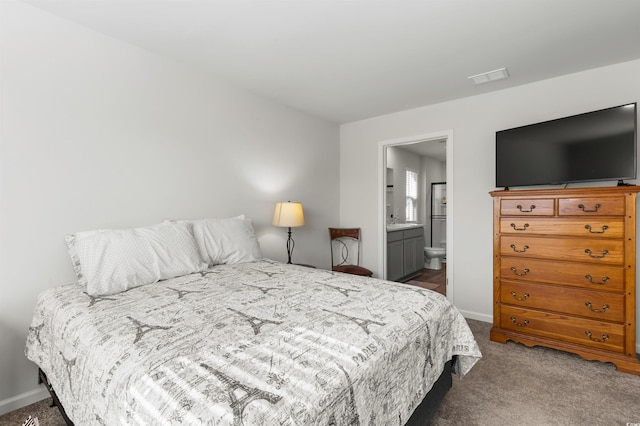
[272,202,305,227]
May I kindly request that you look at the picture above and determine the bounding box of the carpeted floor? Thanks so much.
[432,320,640,425]
[0,398,66,426]
[2,319,639,425]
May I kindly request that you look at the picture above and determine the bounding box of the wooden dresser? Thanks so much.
[490,186,640,375]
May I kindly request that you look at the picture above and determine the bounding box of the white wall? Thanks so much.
[340,59,640,331]
[0,1,339,413]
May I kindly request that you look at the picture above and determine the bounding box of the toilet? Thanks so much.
[424,247,446,270]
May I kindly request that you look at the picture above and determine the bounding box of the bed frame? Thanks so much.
[38,369,73,426]
[406,359,453,425]
[39,359,453,426]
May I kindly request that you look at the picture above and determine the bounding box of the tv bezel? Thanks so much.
[495,103,637,189]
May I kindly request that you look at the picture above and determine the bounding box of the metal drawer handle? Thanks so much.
[517,204,535,213]
[584,248,608,258]
[584,275,609,285]
[510,267,530,276]
[584,224,609,234]
[584,302,609,313]
[510,223,529,231]
[584,330,609,343]
[510,244,529,253]
[578,203,601,213]
[510,316,529,327]
[510,291,530,301]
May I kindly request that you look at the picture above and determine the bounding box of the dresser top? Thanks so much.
[490,185,640,198]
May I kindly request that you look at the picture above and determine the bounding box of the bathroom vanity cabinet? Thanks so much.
[387,226,424,282]
[490,186,640,375]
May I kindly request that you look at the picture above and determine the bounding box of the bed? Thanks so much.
[25,218,481,425]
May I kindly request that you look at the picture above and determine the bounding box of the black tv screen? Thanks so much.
[496,103,637,188]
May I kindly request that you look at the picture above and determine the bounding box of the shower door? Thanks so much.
[430,182,446,250]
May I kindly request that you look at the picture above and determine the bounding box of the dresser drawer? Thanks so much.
[500,257,624,292]
[500,306,624,353]
[500,280,624,322]
[500,199,554,216]
[559,197,625,216]
[500,236,624,265]
[499,218,624,238]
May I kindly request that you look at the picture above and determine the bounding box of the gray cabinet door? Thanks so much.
[387,240,404,281]
[403,235,425,277]
[413,235,425,273]
[403,238,417,275]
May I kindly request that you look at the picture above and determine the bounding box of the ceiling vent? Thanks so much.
[468,67,509,85]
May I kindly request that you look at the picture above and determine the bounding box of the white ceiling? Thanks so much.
[396,139,447,162]
[22,0,640,124]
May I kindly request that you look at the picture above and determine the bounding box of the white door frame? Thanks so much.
[378,130,454,303]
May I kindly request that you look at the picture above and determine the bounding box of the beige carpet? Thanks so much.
[432,320,640,425]
[0,398,66,426]
[3,319,639,425]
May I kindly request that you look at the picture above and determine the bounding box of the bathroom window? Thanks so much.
[405,169,418,222]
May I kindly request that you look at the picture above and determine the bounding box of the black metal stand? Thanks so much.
[38,369,74,426]
[286,227,295,264]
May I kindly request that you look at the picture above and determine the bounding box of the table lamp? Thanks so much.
[272,201,305,264]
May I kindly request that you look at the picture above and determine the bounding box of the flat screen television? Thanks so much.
[496,103,637,189]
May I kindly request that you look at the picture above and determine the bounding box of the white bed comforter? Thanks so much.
[26,260,481,425]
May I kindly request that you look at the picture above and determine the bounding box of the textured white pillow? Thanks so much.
[191,216,263,265]
[65,229,104,286]
[74,222,207,296]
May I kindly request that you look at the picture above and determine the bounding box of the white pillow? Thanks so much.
[74,222,207,296]
[65,229,103,286]
[191,216,263,265]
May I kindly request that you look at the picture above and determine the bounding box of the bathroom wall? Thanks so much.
[385,146,421,223]
[387,146,444,247]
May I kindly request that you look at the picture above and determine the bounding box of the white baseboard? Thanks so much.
[459,309,492,324]
[0,385,48,416]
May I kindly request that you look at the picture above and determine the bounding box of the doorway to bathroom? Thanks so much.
[379,130,453,302]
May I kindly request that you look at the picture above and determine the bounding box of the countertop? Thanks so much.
[386,223,424,231]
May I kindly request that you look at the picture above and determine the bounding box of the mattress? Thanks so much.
[25,260,481,425]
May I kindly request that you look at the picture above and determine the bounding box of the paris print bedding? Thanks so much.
[25,260,481,425]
